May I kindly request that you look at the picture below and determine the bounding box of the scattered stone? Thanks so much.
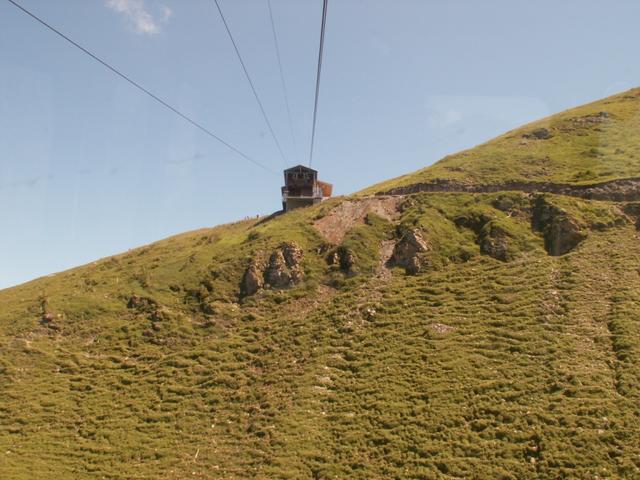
[428,323,456,334]
[150,306,172,323]
[362,307,377,320]
[570,111,611,125]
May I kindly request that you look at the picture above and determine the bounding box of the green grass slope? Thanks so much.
[363,88,640,195]
[2,91,640,479]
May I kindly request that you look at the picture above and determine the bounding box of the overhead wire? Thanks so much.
[212,0,289,167]
[4,0,276,174]
[266,0,298,161]
[308,0,328,167]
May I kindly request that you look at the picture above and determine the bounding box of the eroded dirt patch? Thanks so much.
[314,196,403,244]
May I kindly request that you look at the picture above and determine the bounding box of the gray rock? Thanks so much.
[242,242,305,296]
[265,250,292,288]
[241,260,265,297]
[479,225,511,261]
[523,127,552,140]
[390,229,431,274]
[532,196,586,256]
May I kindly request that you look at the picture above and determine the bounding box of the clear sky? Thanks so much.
[1,0,639,289]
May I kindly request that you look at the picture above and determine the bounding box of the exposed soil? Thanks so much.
[314,196,403,244]
[377,240,396,279]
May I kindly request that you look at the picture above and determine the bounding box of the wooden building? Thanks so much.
[281,165,333,211]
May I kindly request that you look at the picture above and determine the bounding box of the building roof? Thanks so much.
[284,165,318,174]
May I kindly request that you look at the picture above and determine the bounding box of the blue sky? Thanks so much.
[1,0,639,289]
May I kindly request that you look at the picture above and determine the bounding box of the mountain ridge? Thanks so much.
[362,87,640,195]
[1,89,640,479]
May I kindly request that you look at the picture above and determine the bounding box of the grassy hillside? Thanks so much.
[2,90,640,479]
[363,88,640,195]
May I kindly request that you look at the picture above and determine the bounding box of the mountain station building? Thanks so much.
[281,165,333,212]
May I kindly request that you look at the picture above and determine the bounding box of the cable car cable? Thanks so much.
[308,0,328,167]
[4,0,276,174]
[212,0,289,167]
[267,0,298,160]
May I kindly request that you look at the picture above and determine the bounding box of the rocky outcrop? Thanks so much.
[264,242,304,288]
[491,194,531,217]
[523,127,552,140]
[532,197,586,256]
[379,177,640,202]
[241,242,305,296]
[281,242,304,274]
[264,250,289,288]
[127,294,157,311]
[390,229,431,274]
[265,251,292,288]
[327,247,358,275]
[241,261,264,297]
[478,224,512,262]
[623,203,640,229]
[565,111,610,127]
[454,213,514,262]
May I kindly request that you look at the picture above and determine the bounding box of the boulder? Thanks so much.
[390,229,431,274]
[241,261,264,297]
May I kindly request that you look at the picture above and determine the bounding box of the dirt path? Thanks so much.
[379,177,640,202]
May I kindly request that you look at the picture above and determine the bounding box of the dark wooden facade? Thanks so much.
[281,165,332,211]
